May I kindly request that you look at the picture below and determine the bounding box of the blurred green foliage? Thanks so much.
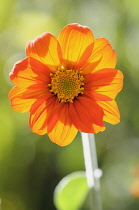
[1,0,139,209]
[54,172,88,210]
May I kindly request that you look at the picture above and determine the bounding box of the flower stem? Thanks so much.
[81,132,102,210]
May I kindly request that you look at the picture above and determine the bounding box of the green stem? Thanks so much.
[81,132,102,210]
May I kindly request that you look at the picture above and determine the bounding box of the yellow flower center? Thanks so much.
[49,66,84,103]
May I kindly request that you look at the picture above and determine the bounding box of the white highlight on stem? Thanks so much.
[0,198,1,210]
[81,132,102,210]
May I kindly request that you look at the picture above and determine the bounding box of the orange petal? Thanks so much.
[29,95,58,135]
[9,87,37,112]
[29,97,48,135]
[81,38,116,74]
[84,68,123,100]
[48,104,78,146]
[58,23,94,69]
[10,57,51,88]
[69,96,105,133]
[48,122,78,146]
[26,33,62,71]
[46,102,65,133]
[97,100,120,124]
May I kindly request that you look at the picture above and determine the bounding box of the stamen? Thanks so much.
[48,67,84,103]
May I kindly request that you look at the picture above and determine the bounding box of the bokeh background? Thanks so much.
[1,0,139,209]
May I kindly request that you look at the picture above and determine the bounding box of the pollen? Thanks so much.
[49,67,84,103]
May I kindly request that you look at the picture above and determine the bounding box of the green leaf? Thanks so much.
[54,171,89,210]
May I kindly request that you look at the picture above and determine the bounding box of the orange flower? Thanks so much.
[130,180,139,197]
[9,23,123,146]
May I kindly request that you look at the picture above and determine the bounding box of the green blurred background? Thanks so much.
[1,0,139,209]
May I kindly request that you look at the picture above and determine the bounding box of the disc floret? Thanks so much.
[49,66,84,102]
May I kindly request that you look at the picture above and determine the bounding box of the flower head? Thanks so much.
[9,23,123,146]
